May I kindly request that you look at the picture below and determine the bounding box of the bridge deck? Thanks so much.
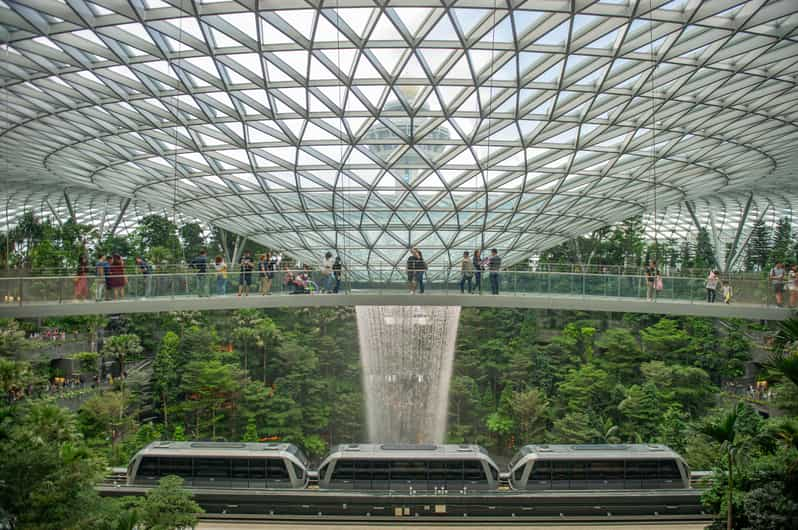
[0,290,790,320]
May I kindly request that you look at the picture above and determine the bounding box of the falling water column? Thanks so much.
[355,305,461,444]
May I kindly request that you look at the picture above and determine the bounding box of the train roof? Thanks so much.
[512,444,683,461]
[326,443,492,459]
[136,441,306,461]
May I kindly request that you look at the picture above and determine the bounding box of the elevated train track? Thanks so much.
[98,481,709,521]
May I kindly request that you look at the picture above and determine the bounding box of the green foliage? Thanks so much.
[770,217,793,267]
[102,333,144,374]
[550,411,600,443]
[694,227,717,269]
[618,383,661,440]
[179,223,206,259]
[745,219,772,271]
[135,215,180,255]
[0,358,37,394]
[640,318,691,363]
[137,475,203,530]
[0,401,108,529]
[0,319,27,358]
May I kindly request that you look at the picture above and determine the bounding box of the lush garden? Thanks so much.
[1,212,797,529]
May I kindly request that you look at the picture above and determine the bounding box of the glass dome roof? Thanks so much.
[1,1,797,269]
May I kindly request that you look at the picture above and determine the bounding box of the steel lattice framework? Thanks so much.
[1,0,798,269]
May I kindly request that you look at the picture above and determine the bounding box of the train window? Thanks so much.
[428,460,447,481]
[659,460,681,480]
[589,460,624,481]
[331,459,354,480]
[159,457,192,478]
[530,462,550,481]
[194,458,230,478]
[138,457,158,477]
[231,459,249,479]
[570,461,588,481]
[354,460,372,480]
[445,461,463,481]
[552,461,571,481]
[372,460,390,481]
[267,459,289,479]
[513,466,524,481]
[390,460,427,481]
[626,460,658,480]
[464,460,486,481]
[249,459,266,480]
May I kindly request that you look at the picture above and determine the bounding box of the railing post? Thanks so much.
[17,277,23,306]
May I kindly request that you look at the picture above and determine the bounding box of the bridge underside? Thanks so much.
[0,292,790,321]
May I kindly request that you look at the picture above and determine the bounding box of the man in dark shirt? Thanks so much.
[488,248,502,295]
[238,250,254,296]
[191,249,209,296]
[406,249,418,293]
[134,256,153,297]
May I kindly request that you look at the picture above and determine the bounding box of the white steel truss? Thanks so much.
[1,0,797,269]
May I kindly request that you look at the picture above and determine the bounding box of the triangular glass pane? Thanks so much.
[278,9,316,37]
[535,20,570,46]
[370,12,403,41]
[452,8,489,36]
[392,8,432,38]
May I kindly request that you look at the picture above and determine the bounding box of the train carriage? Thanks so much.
[127,441,308,489]
[317,443,500,492]
[507,444,690,491]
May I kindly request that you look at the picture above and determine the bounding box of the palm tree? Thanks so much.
[768,350,798,388]
[697,401,746,530]
[771,317,798,353]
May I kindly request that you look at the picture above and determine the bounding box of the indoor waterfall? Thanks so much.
[355,305,461,444]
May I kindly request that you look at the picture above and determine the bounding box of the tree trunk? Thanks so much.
[727,451,733,530]
[162,391,169,429]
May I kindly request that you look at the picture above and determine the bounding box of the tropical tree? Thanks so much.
[697,401,747,530]
[137,475,203,530]
[508,388,549,444]
[102,333,143,375]
[0,319,27,358]
[152,332,179,428]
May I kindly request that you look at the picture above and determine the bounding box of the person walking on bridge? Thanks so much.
[488,249,501,295]
[320,251,335,293]
[191,249,209,297]
[770,262,786,306]
[705,270,720,303]
[415,248,427,294]
[238,250,254,296]
[406,248,418,293]
[472,249,484,294]
[332,256,343,293]
[460,251,474,293]
[645,260,659,301]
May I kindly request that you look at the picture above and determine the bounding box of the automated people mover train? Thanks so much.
[127,441,691,491]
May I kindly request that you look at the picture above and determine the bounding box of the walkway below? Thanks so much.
[0,290,791,320]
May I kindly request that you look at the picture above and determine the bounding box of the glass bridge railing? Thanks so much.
[0,268,784,308]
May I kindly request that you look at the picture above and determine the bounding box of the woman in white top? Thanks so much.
[214,256,227,295]
[705,270,720,303]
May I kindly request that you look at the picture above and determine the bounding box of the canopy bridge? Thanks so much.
[0,270,791,321]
